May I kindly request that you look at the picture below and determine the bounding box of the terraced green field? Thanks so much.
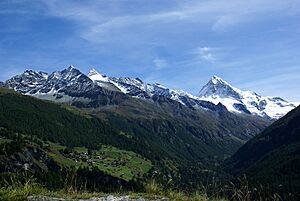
[48,143,152,181]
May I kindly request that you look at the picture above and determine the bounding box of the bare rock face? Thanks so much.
[27,195,168,201]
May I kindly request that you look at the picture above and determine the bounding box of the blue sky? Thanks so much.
[0,0,300,101]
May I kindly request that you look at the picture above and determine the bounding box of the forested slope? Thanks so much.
[226,105,300,196]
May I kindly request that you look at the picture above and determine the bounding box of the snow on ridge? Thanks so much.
[5,66,297,120]
[198,76,296,119]
[87,68,109,82]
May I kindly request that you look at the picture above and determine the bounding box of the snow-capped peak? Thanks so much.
[59,66,84,81]
[68,65,76,70]
[198,75,296,119]
[210,75,227,85]
[3,67,297,120]
[199,76,241,100]
[87,68,109,82]
[88,68,98,76]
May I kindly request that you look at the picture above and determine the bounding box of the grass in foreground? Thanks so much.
[0,182,225,201]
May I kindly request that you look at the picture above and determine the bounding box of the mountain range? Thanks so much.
[0,66,299,198]
[0,79,268,192]
[2,66,296,120]
[0,66,275,170]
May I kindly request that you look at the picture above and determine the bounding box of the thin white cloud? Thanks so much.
[1,0,299,101]
[212,15,243,32]
[40,0,300,42]
[191,47,217,63]
[153,58,168,70]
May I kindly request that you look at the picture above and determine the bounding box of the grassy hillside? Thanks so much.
[48,144,152,181]
[0,88,225,167]
[0,88,133,149]
[0,89,151,191]
[85,94,270,160]
[0,88,291,200]
[0,88,271,191]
